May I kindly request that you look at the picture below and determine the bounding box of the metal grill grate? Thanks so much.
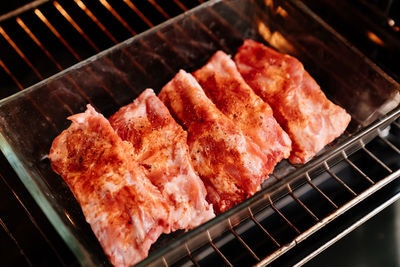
[0,0,207,97]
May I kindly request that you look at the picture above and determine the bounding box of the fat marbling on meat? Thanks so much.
[49,105,169,267]
[109,89,215,231]
[193,51,292,174]
[159,70,270,214]
[234,39,351,164]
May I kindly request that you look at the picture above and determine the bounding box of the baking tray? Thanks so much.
[0,0,398,265]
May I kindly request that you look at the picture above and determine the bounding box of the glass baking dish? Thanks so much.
[0,0,398,265]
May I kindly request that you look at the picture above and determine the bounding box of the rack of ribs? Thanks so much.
[159,70,270,214]
[109,89,215,231]
[193,50,291,174]
[49,105,170,267]
[235,39,351,164]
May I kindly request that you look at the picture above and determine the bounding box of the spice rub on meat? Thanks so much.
[159,70,270,214]
[109,89,215,231]
[48,105,170,267]
[193,51,291,174]
[234,39,351,164]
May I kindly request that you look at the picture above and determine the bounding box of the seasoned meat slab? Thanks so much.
[235,40,351,164]
[109,89,215,231]
[159,70,270,214]
[49,105,169,267]
[194,51,291,174]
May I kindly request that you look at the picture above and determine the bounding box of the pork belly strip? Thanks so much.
[159,70,270,214]
[234,39,351,164]
[193,51,291,175]
[49,105,169,267]
[109,89,215,231]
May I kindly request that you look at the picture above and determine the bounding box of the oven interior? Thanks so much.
[0,0,399,266]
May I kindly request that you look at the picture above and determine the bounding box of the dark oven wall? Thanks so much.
[300,0,400,82]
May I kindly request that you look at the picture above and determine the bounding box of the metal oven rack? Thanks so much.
[140,106,400,267]
[0,0,205,96]
[0,0,399,266]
